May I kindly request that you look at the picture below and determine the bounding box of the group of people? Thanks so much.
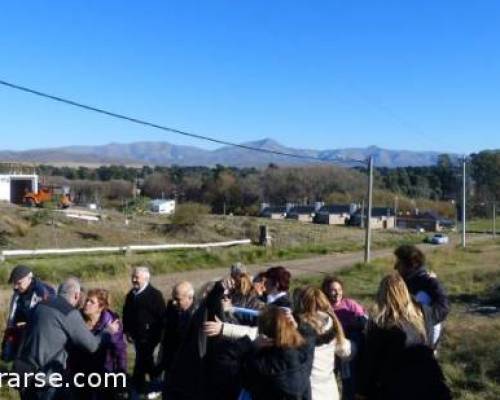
[2,244,452,400]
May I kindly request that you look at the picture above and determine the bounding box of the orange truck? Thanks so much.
[23,185,72,208]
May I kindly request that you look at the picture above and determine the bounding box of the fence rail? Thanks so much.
[0,239,252,261]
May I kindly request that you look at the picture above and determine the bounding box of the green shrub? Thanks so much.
[170,203,210,227]
[124,196,151,215]
[26,210,52,226]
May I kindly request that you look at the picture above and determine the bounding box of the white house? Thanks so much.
[0,174,39,204]
[150,199,176,215]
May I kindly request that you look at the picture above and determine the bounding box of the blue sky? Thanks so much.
[1,1,499,154]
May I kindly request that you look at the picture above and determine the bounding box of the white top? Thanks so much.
[310,313,352,400]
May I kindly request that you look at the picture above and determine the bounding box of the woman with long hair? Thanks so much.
[232,273,265,310]
[295,286,351,400]
[239,306,315,400]
[357,273,451,400]
[226,273,265,326]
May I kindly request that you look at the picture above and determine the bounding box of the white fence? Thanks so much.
[0,239,252,261]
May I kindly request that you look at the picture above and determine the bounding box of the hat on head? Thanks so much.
[230,262,246,277]
[8,265,32,284]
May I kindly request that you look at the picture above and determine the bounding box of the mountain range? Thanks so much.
[0,139,454,168]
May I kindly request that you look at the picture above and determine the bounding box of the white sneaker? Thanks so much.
[147,391,162,400]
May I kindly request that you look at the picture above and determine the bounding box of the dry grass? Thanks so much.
[0,204,428,251]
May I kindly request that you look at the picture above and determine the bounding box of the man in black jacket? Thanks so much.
[159,281,196,376]
[123,266,166,395]
[394,245,450,345]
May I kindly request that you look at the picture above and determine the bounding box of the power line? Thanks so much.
[342,84,453,153]
[0,79,366,167]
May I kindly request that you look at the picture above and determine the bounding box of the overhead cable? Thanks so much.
[0,79,366,166]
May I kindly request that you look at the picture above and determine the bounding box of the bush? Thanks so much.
[170,203,210,227]
[25,210,52,226]
[124,196,151,215]
[0,215,29,236]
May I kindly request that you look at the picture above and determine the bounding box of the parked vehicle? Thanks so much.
[428,233,449,245]
[23,185,72,208]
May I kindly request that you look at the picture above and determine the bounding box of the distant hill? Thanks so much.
[0,139,455,168]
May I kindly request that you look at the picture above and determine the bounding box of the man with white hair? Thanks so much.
[2,265,55,362]
[15,277,119,399]
[123,266,166,396]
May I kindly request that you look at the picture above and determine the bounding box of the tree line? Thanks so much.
[39,150,500,216]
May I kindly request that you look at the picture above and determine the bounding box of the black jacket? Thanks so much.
[268,294,292,308]
[122,284,166,344]
[165,282,226,400]
[404,267,450,323]
[160,300,195,373]
[238,334,315,400]
[358,305,451,400]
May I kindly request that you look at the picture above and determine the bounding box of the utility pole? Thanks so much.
[364,156,374,263]
[461,157,466,248]
[493,202,496,239]
[394,196,399,228]
[360,199,365,229]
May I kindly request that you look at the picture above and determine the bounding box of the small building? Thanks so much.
[397,211,454,232]
[0,174,39,204]
[150,199,176,215]
[260,206,288,220]
[315,203,358,225]
[371,208,396,229]
[349,207,395,229]
[287,203,324,223]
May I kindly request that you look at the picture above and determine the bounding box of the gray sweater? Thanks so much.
[17,295,105,374]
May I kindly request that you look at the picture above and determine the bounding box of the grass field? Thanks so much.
[467,218,499,234]
[1,203,497,398]
[294,239,500,400]
[0,230,425,283]
[0,240,499,398]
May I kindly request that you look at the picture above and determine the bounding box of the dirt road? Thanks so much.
[119,234,496,297]
[0,234,491,302]
[145,241,454,295]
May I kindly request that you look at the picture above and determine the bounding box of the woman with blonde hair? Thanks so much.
[357,273,451,400]
[224,273,265,326]
[231,273,265,310]
[295,286,352,400]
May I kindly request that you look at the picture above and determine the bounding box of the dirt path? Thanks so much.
[1,234,492,302]
[105,234,495,297]
[0,245,395,305]
[146,235,494,292]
